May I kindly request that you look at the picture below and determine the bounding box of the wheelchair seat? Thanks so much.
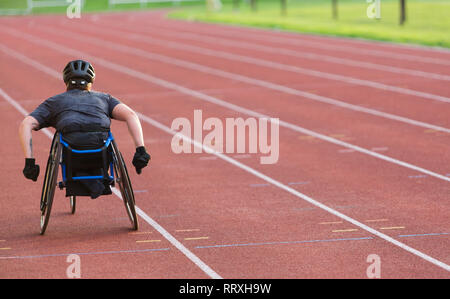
[59,132,115,198]
[39,131,138,234]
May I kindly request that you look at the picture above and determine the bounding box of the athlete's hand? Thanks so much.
[132,146,150,174]
[23,158,40,181]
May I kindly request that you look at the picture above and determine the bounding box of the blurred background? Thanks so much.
[0,0,449,48]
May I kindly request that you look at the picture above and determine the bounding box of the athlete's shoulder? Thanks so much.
[89,90,107,96]
[88,90,115,99]
[90,90,121,103]
[42,91,71,103]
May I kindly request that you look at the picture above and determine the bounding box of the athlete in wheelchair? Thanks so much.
[18,60,150,234]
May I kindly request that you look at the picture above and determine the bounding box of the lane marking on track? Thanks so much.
[135,113,450,273]
[195,237,373,249]
[128,16,450,66]
[10,25,450,134]
[399,232,450,238]
[1,45,449,273]
[3,81,450,272]
[129,24,450,81]
[287,181,309,186]
[114,32,450,104]
[329,134,353,141]
[176,229,201,232]
[184,237,209,241]
[233,154,251,159]
[2,232,447,260]
[299,136,320,143]
[424,129,449,137]
[127,199,222,279]
[199,156,217,160]
[58,22,450,103]
[408,174,428,179]
[380,227,405,230]
[0,87,222,279]
[332,229,359,233]
[3,86,449,274]
[319,221,343,225]
[0,248,170,260]
[338,149,356,154]
[365,219,389,223]
[129,231,153,235]
[1,37,448,183]
[293,207,316,211]
[136,240,161,243]
[192,232,450,251]
[249,183,270,188]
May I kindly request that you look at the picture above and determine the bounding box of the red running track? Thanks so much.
[0,11,449,279]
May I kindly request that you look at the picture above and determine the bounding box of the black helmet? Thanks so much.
[63,60,95,84]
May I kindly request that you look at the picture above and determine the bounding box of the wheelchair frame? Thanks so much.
[39,131,139,235]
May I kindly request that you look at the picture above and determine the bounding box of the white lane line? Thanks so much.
[111,188,222,279]
[129,34,450,103]
[118,24,450,81]
[29,26,450,134]
[136,112,450,273]
[2,75,450,274]
[0,87,222,280]
[1,32,449,183]
[60,21,450,103]
[139,17,450,66]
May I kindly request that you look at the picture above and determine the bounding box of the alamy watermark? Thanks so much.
[366,254,381,278]
[170,110,280,164]
[66,0,82,19]
[66,254,81,278]
[367,0,381,19]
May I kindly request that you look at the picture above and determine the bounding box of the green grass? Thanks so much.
[0,0,29,11]
[2,0,448,48]
[37,0,204,14]
[0,0,204,15]
[168,0,450,48]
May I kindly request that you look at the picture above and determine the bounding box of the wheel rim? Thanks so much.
[39,133,61,235]
[112,142,138,230]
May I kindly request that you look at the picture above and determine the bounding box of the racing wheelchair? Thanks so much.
[39,131,139,235]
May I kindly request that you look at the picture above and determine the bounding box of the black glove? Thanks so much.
[132,146,150,174]
[23,158,40,181]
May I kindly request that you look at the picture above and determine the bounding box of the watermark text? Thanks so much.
[171,110,279,164]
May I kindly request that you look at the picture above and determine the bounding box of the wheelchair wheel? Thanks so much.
[39,133,62,235]
[111,140,138,230]
[69,196,76,214]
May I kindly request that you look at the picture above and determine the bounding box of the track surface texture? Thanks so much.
[0,10,449,279]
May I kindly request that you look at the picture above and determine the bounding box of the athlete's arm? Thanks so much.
[19,116,41,181]
[111,103,150,174]
[111,103,145,148]
[19,115,40,158]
